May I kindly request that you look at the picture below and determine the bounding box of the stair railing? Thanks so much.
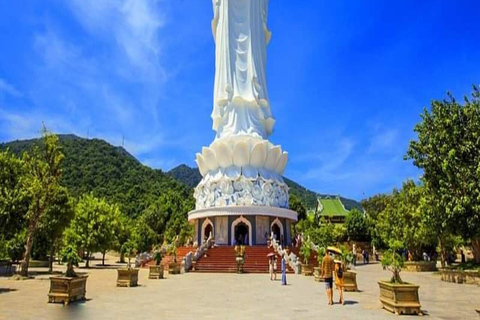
[270,232,301,274]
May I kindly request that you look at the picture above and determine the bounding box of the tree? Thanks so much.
[66,193,121,267]
[164,213,194,246]
[0,150,27,260]
[296,218,336,248]
[37,188,74,272]
[20,128,64,276]
[376,180,437,261]
[114,214,134,263]
[361,194,391,248]
[406,86,480,263]
[289,194,307,221]
[344,209,369,242]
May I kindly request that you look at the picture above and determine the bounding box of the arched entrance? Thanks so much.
[271,218,284,245]
[235,223,249,245]
[272,224,281,243]
[201,218,214,244]
[231,216,252,246]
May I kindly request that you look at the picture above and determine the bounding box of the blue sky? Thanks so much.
[0,1,479,200]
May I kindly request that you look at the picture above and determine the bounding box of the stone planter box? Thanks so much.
[441,269,480,285]
[301,264,313,276]
[378,281,422,315]
[48,275,88,305]
[116,268,139,287]
[465,270,480,285]
[343,270,358,292]
[168,263,180,275]
[30,260,49,268]
[440,269,465,284]
[403,261,437,272]
[148,265,164,279]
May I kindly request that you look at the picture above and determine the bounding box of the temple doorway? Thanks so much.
[204,224,213,240]
[201,218,214,245]
[231,216,252,246]
[235,223,249,245]
[272,224,281,243]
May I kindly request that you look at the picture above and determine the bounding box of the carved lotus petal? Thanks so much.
[217,197,226,207]
[250,141,267,167]
[259,168,274,182]
[265,146,281,170]
[202,147,218,171]
[275,152,288,175]
[196,153,208,176]
[233,180,244,191]
[210,168,224,182]
[233,141,249,167]
[263,182,274,197]
[215,142,232,168]
[244,194,253,206]
[242,166,258,180]
[252,184,263,200]
[225,166,241,180]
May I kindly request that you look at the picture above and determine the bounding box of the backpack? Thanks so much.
[337,265,343,279]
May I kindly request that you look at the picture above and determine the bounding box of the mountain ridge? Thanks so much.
[1,134,362,213]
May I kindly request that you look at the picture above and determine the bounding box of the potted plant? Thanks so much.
[149,248,164,279]
[234,245,246,274]
[48,245,88,305]
[300,240,313,276]
[167,243,180,275]
[339,245,358,291]
[314,247,325,281]
[117,239,139,287]
[378,241,422,315]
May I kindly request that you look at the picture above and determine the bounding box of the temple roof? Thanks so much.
[317,197,349,217]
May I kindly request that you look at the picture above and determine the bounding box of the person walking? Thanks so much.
[334,260,345,305]
[321,251,335,305]
[268,255,277,281]
[281,253,287,285]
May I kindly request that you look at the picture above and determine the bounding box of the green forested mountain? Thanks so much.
[1,135,191,218]
[168,165,362,211]
[1,134,362,215]
[168,164,203,189]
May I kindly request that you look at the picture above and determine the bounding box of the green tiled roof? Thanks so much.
[318,197,349,217]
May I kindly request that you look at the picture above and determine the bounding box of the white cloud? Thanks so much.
[0,78,22,97]
[368,126,400,154]
[299,137,355,182]
[67,0,167,82]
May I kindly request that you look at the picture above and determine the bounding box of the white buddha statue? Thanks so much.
[211,0,275,140]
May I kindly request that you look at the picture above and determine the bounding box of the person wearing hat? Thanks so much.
[321,250,335,305]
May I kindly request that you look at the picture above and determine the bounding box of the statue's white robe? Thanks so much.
[211,0,275,139]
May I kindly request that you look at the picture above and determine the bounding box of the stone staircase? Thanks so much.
[144,247,193,269]
[194,246,296,273]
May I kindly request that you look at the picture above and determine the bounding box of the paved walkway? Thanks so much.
[0,258,478,319]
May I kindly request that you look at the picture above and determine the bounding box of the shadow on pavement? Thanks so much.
[0,288,18,294]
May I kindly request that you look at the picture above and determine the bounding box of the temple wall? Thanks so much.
[194,215,293,246]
